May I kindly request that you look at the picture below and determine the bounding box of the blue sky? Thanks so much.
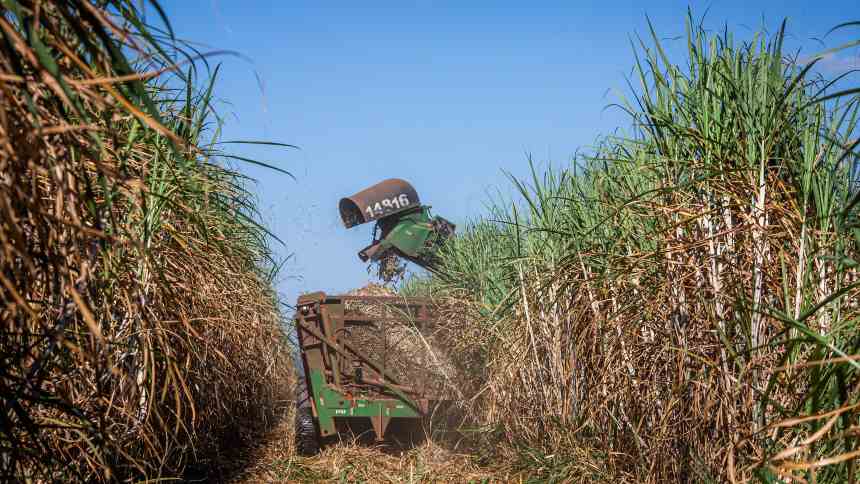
[158,1,859,304]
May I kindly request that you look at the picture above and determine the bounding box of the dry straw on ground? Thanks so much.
[231,411,497,484]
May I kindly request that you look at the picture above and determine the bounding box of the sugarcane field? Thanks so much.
[3,1,860,483]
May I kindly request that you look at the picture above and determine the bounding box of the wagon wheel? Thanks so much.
[294,378,320,456]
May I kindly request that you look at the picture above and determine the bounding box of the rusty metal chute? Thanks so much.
[339,178,421,228]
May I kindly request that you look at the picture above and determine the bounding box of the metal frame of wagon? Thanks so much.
[294,292,441,442]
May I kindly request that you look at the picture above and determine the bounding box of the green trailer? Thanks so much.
[293,292,443,455]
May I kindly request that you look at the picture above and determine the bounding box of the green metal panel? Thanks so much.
[383,208,434,258]
[309,368,422,438]
[309,369,336,436]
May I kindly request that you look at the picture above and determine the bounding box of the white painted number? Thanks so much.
[364,193,412,219]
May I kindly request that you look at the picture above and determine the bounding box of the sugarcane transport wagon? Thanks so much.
[292,178,455,455]
[293,292,445,454]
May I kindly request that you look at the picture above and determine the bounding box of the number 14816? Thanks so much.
[365,193,411,219]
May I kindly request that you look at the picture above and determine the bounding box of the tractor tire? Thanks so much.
[294,376,320,455]
[294,406,320,456]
